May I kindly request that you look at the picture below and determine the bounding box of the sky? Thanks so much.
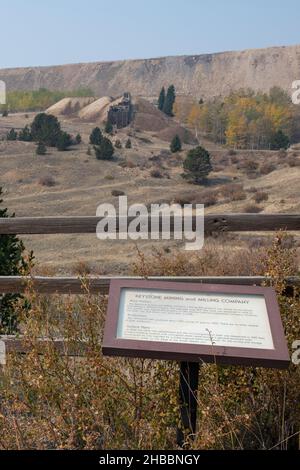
[1,0,299,68]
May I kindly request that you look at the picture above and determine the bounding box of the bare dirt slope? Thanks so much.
[1,44,300,99]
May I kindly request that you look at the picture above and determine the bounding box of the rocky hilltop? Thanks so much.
[1,44,300,99]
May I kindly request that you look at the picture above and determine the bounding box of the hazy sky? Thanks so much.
[1,0,299,68]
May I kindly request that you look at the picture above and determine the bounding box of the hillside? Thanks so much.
[1,44,300,99]
[1,110,300,274]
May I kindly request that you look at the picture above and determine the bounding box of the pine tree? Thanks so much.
[105,120,113,135]
[270,129,290,150]
[89,127,103,145]
[30,113,61,146]
[7,128,18,141]
[75,133,82,144]
[18,125,33,142]
[170,134,182,153]
[94,137,114,160]
[158,87,165,111]
[36,142,46,155]
[183,146,213,183]
[125,138,132,149]
[0,188,33,333]
[163,85,176,116]
[56,131,72,151]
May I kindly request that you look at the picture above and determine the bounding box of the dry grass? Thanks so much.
[0,233,299,449]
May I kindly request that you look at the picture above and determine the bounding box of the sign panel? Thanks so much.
[103,280,290,368]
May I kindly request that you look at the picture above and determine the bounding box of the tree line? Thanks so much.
[177,87,298,150]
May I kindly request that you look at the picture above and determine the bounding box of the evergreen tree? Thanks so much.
[36,142,46,155]
[158,87,165,111]
[30,113,61,146]
[75,133,82,144]
[94,137,114,160]
[163,85,176,116]
[18,125,33,142]
[270,129,290,150]
[125,138,132,149]
[183,146,213,183]
[0,188,33,333]
[170,134,182,153]
[7,128,18,141]
[56,131,72,151]
[89,127,103,145]
[105,120,113,135]
[2,105,8,117]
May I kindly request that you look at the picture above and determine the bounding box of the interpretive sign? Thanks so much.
[102,280,290,368]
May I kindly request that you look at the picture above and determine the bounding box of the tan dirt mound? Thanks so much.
[156,125,197,145]
[46,97,95,116]
[131,98,196,143]
[132,98,170,132]
[78,96,113,121]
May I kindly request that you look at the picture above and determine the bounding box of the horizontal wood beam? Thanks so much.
[0,336,87,363]
[0,214,300,234]
[0,275,299,294]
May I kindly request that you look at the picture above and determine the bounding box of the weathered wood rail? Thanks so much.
[0,275,299,294]
[0,213,299,359]
[0,214,300,234]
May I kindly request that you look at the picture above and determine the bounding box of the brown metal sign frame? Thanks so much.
[102,279,290,369]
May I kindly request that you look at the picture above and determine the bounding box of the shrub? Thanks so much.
[111,189,125,197]
[2,106,8,117]
[56,131,72,151]
[36,142,46,155]
[183,146,212,184]
[89,127,102,145]
[18,125,33,142]
[0,187,33,333]
[287,156,300,167]
[243,204,262,213]
[220,183,246,202]
[104,174,114,180]
[115,139,122,149]
[231,155,239,164]
[150,169,163,178]
[260,162,275,175]
[30,113,61,146]
[170,134,182,153]
[75,133,82,144]
[253,191,268,203]
[125,138,132,149]
[38,175,56,187]
[105,120,113,135]
[270,130,290,150]
[242,160,259,171]
[7,128,18,141]
[94,137,114,161]
[227,149,237,156]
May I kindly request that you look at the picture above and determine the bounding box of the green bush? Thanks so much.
[94,137,114,160]
[31,113,61,147]
[7,128,18,141]
[0,188,33,333]
[36,142,47,155]
[56,131,72,151]
[89,127,103,145]
[183,146,213,183]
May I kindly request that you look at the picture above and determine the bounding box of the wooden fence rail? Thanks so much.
[0,275,299,294]
[0,214,300,234]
